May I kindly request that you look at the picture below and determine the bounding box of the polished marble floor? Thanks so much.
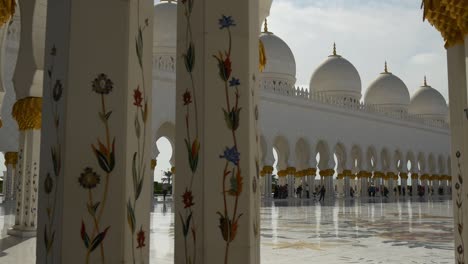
[0,196,455,263]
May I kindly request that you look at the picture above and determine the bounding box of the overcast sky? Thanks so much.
[267,0,448,101]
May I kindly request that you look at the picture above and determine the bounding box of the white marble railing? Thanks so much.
[262,84,450,130]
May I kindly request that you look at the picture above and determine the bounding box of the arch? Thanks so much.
[417,152,427,173]
[295,138,311,170]
[366,146,378,171]
[350,144,363,172]
[273,135,290,170]
[333,142,347,172]
[438,154,446,174]
[394,149,403,171]
[315,140,330,170]
[380,148,390,172]
[406,151,416,172]
[428,153,436,174]
[155,121,176,164]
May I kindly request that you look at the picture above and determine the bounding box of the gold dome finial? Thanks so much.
[424,75,427,86]
[384,61,388,73]
[333,42,337,56]
[263,18,269,33]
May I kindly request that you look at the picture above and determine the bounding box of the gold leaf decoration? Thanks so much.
[0,0,16,27]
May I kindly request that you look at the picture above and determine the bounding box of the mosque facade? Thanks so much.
[149,0,452,200]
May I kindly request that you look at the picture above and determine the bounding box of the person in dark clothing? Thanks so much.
[319,185,326,201]
[297,185,303,198]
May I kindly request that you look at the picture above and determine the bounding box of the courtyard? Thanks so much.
[0,197,454,263]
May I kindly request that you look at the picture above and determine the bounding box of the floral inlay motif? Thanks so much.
[43,45,62,263]
[213,15,245,264]
[179,0,200,263]
[455,151,465,264]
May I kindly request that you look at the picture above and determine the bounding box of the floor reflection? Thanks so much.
[0,196,455,263]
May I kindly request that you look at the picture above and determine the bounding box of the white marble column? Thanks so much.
[174,0,260,263]
[7,99,41,237]
[400,172,408,197]
[7,0,47,238]
[262,165,273,199]
[446,40,468,264]
[35,0,153,262]
[343,169,351,198]
[3,152,18,201]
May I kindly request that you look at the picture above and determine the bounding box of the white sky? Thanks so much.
[267,0,448,101]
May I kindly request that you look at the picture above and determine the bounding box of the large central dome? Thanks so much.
[364,63,410,112]
[309,45,362,101]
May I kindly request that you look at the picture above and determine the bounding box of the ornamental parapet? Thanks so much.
[12,97,42,130]
[262,86,450,130]
[4,152,18,165]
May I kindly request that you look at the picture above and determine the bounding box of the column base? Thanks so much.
[7,226,37,238]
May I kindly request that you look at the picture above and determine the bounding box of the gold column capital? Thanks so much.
[150,159,157,170]
[0,0,16,27]
[12,97,43,130]
[4,151,18,166]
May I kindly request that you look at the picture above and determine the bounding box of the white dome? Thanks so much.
[309,50,362,101]
[260,31,296,81]
[409,80,448,120]
[364,67,410,111]
[153,1,177,53]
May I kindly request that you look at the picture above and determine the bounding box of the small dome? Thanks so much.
[153,1,177,53]
[364,63,410,112]
[309,44,362,101]
[409,77,448,120]
[260,30,296,81]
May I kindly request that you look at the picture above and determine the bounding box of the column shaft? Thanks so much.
[36,0,153,262]
[174,0,260,263]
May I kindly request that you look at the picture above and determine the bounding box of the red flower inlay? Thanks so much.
[133,86,143,107]
[223,56,232,80]
[182,189,194,208]
[183,91,192,105]
[136,226,146,248]
[80,220,86,240]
